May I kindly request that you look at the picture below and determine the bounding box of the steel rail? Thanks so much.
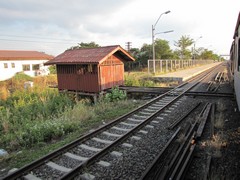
[140,127,181,179]
[141,92,216,179]
[167,102,201,130]
[63,64,222,179]
[169,103,212,179]
[203,155,212,180]
[60,93,187,179]
[168,132,196,179]
[2,84,188,180]
[140,120,197,180]
[61,64,221,179]
[162,122,197,179]
[2,83,186,180]
[2,63,222,180]
[185,91,234,98]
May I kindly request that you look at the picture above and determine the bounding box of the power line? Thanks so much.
[0,38,78,44]
[0,34,78,42]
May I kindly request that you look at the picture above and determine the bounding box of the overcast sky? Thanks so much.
[0,0,239,56]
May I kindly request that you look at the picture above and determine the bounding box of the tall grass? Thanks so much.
[0,83,9,100]
[125,73,156,87]
[0,74,141,151]
[0,73,142,152]
[0,94,140,151]
[124,72,179,87]
[0,88,74,150]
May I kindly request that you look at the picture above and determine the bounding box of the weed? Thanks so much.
[215,112,224,129]
[0,84,9,100]
[104,86,127,102]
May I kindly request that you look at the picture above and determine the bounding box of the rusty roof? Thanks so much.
[44,45,135,65]
[0,50,54,60]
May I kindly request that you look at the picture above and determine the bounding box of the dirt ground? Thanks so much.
[210,98,240,179]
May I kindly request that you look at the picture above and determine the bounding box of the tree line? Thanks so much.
[69,36,220,69]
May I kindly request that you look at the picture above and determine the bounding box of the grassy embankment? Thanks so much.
[124,71,179,87]
[0,73,143,169]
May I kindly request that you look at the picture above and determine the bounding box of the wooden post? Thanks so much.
[160,60,162,72]
[166,60,168,72]
[93,94,98,104]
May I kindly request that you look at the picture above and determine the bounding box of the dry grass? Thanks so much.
[214,112,225,129]
[214,100,227,129]
[217,100,227,112]
[33,75,57,88]
[200,133,226,158]
[0,75,58,100]
[210,133,226,158]
[0,85,9,100]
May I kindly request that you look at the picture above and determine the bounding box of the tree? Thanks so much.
[128,44,151,68]
[154,39,173,59]
[69,41,100,50]
[49,65,56,74]
[194,47,204,59]
[139,43,152,64]
[129,44,152,65]
[78,42,100,48]
[129,48,140,60]
[174,35,194,59]
[200,49,219,60]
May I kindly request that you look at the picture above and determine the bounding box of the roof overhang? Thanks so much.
[98,46,135,64]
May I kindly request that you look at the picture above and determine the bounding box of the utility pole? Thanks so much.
[193,36,202,60]
[125,42,132,52]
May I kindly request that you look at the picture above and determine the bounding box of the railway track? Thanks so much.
[140,103,212,180]
[2,63,223,180]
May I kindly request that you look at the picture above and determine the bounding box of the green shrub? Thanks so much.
[49,65,57,74]
[124,75,140,86]
[104,86,127,102]
[0,88,75,148]
[0,82,143,151]
[140,80,155,87]
[12,72,33,81]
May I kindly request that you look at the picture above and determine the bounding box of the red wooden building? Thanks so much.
[45,45,135,93]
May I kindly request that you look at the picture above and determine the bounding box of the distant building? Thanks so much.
[0,50,54,81]
[45,45,135,93]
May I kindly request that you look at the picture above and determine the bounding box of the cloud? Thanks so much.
[0,0,239,55]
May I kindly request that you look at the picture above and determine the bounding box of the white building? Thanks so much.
[0,50,54,81]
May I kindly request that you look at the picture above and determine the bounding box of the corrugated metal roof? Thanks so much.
[0,50,54,60]
[45,45,135,65]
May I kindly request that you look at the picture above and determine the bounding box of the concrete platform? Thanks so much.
[154,62,222,82]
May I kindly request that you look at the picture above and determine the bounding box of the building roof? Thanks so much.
[233,11,240,39]
[44,45,135,65]
[0,50,54,60]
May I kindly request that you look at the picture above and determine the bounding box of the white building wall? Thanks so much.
[0,59,50,81]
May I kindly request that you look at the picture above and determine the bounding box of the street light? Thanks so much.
[193,36,202,60]
[152,10,171,74]
[155,30,174,36]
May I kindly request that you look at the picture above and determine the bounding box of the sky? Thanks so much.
[0,0,239,57]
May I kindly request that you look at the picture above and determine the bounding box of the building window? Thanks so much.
[4,63,8,68]
[11,63,15,68]
[32,64,40,70]
[22,64,30,71]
